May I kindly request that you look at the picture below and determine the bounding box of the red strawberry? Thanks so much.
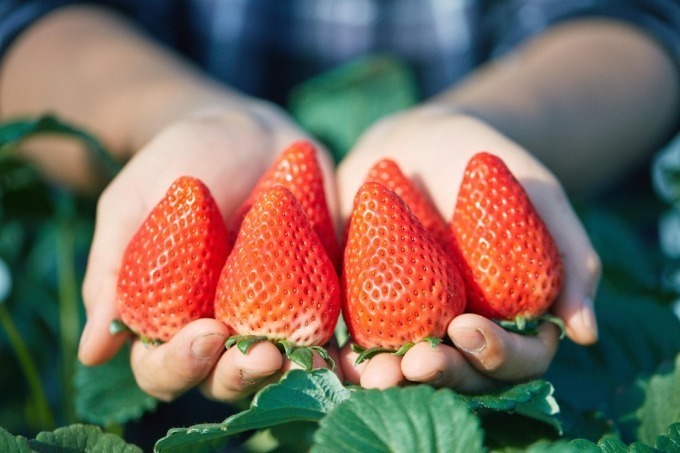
[116,176,231,343]
[215,186,341,369]
[365,158,454,256]
[230,140,342,270]
[342,182,466,356]
[449,152,563,324]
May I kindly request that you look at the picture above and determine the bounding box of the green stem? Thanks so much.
[0,303,55,430]
[56,194,79,424]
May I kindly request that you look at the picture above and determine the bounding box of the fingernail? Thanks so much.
[190,333,227,360]
[451,327,487,354]
[581,297,598,341]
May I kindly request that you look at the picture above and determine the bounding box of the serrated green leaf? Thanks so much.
[74,343,158,426]
[28,424,142,452]
[155,369,350,453]
[497,439,575,453]
[461,379,561,434]
[613,354,680,445]
[312,385,484,453]
[0,427,33,453]
[570,436,628,453]
[654,422,680,452]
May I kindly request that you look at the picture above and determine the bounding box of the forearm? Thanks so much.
[0,5,252,191]
[438,19,680,194]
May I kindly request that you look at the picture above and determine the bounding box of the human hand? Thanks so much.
[336,105,601,391]
[78,102,339,401]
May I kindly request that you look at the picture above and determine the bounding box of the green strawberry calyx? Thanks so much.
[108,319,163,346]
[352,336,443,365]
[225,335,336,372]
[496,314,566,339]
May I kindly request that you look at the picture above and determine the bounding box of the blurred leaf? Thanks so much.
[652,132,680,206]
[289,54,418,162]
[581,209,660,292]
[154,369,351,453]
[569,436,630,452]
[654,422,680,452]
[312,385,484,453]
[490,439,574,453]
[0,115,120,176]
[74,343,158,427]
[0,427,33,452]
[28,424,142,453]
[612,354,680,445]
[547,281,680,414]
[461,379,561,434]
[567,427,680,453]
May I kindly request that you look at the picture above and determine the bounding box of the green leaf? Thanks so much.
[312,385,484,453]
[28,424,142,452]
[155,368,351,453]
[567,424,680,452]
[613,354,680,445]
[0,115,120,176]
[654,422,680,452]
[569,436,629,452]
[546,283,680,414]
[74,343,158,426]
[288,54,418,162]
[461,379,562,434]
[0,427,33,453]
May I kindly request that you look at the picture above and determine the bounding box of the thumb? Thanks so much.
[78,179,148,365]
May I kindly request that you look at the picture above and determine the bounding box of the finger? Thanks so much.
[448,314,560,381]
[79,181,148,365]
[200,340,284,402]
[359,353,405,389]
[129,318,230,401]
[537,190,600,345]
[401,342,496,393]
[553,244,600,345]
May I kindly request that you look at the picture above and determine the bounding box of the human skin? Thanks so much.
[1,6,677,398]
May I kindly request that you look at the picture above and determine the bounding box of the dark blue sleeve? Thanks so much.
[0,0,185,62]
[483,0,680,67]
[0,1,75,59]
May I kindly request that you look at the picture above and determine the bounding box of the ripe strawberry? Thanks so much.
[215,186,341,370]
[230,140,342,270]
[365,158,454,256]
[342,182,466,357]
[116,176,231,343]
[449,152,563,324]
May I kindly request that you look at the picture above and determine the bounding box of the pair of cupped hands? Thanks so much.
[77,100,600,403]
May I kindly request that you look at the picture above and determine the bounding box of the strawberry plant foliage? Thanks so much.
[74,344,158,427]
[313,385,484,453]
[155,369,351,453]
[0,427,32,453]
[612,354,680,445]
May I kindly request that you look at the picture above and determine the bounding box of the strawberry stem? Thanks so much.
[496,314,566,339]
[226,335,269,355]
[352,337,443,364]
[226,336,336,371]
